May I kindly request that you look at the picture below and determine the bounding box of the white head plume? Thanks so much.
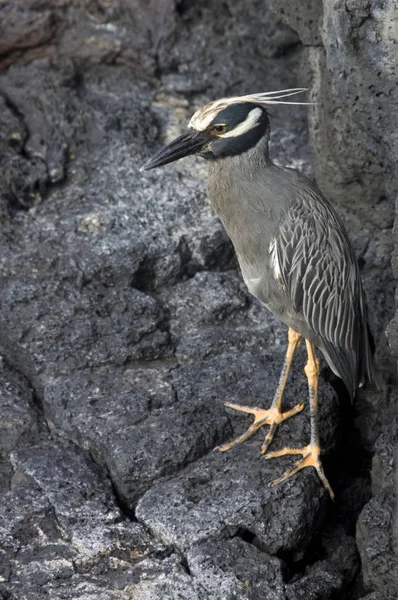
[189,88,312,131]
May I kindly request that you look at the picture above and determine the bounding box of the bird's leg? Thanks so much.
[218,328,304,454]
[266,340,334,499]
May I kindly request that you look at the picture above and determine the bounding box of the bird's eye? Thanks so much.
[211,124,228,135]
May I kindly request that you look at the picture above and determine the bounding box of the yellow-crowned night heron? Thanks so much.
[140,89,376,498]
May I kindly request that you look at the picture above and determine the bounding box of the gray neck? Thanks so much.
[207,133,284,268]
[208,132,273,214]
[208,132,271,182]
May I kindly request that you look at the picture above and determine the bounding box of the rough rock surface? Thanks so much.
[0,1,396,599]
[357,421,398,591]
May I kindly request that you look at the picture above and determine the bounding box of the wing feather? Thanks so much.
[264,168,377,397]
[273,183,361,355]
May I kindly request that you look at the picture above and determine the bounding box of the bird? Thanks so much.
[140,88,377,498]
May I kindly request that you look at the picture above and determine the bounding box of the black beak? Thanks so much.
[140,129,208,172]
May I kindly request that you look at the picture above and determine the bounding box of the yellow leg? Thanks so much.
[218,328,304,454]
[266,340,334,499]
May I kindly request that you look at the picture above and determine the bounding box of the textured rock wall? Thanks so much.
[271,1,398,598]
[0,1,396,599]
[271,0,397,204]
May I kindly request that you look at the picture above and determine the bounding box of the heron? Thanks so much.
[140,89,376,498]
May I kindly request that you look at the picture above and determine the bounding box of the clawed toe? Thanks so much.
[266,444,334,499]
[217,401,304,453]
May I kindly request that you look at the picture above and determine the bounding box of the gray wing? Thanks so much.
[273,182,368,394]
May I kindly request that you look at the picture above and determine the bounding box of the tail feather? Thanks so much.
[359,322,379,390]
[321,342,357,400]
[321,322,378,401]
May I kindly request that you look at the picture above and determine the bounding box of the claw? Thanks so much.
[260,402,304,455]
[266,443,334,499]
[217,401,304,453]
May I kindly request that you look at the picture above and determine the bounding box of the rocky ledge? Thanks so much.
[0,1,397,599]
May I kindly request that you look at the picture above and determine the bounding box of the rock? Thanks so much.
[0,0,395,598]
[166,271,249,336]
[322,0,398,191]
[0,356,41,454]
[123,555,211,600]
[0,51,320,521]
[270,0,323,45]
[360,587,398,600]
[136,376,337,559]
[187,537,286,600]
[157,0,301,100]
[1,441,166,599]
[319,0,398,387]
[286,565,343,600]
[370,419,398,497]
[272,0,398,209]
[356,422,398,591]
[386,234,398,391]
[285,525,359,600]
[42,364,231,506]
[164,270,285,360]
[0,58,157,212]
[357,490,398,591]
[0,2,55,56]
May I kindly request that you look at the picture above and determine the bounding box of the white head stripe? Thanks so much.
[218,107,262,138]
[188,88,312,132]
[189,109,218,131]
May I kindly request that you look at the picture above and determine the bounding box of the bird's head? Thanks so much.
[140,88,311,171]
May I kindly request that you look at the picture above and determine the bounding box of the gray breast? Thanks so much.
[208,155,290,308]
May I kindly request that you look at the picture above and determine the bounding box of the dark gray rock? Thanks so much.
[357,490,397,591]
[0,2,55,58]
[187,527,359,600]
[370,419,398,497]
[0,356,41,454]
[187,537,286,600]
[286,566,343,600]
[41,326,338,510]
[285,526,359,600]
[270,0,323,45]
[42,364,231,506]
[122,554,211,600]
[0,278,171,385]
[356,422,398,591]
[1,441,166,599]
[322,0,398,191]
[0,0,159,75]
[164,270,287,361]
[360,587,398,600]
[272,0,398,212]
[166,271,249,336]
[157,0,301,99]
[0,0,395,598]
[136,379,337,559]
[0,45,321,529]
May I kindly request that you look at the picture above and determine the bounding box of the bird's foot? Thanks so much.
[217,401,304,454]
[265,443,334,499]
